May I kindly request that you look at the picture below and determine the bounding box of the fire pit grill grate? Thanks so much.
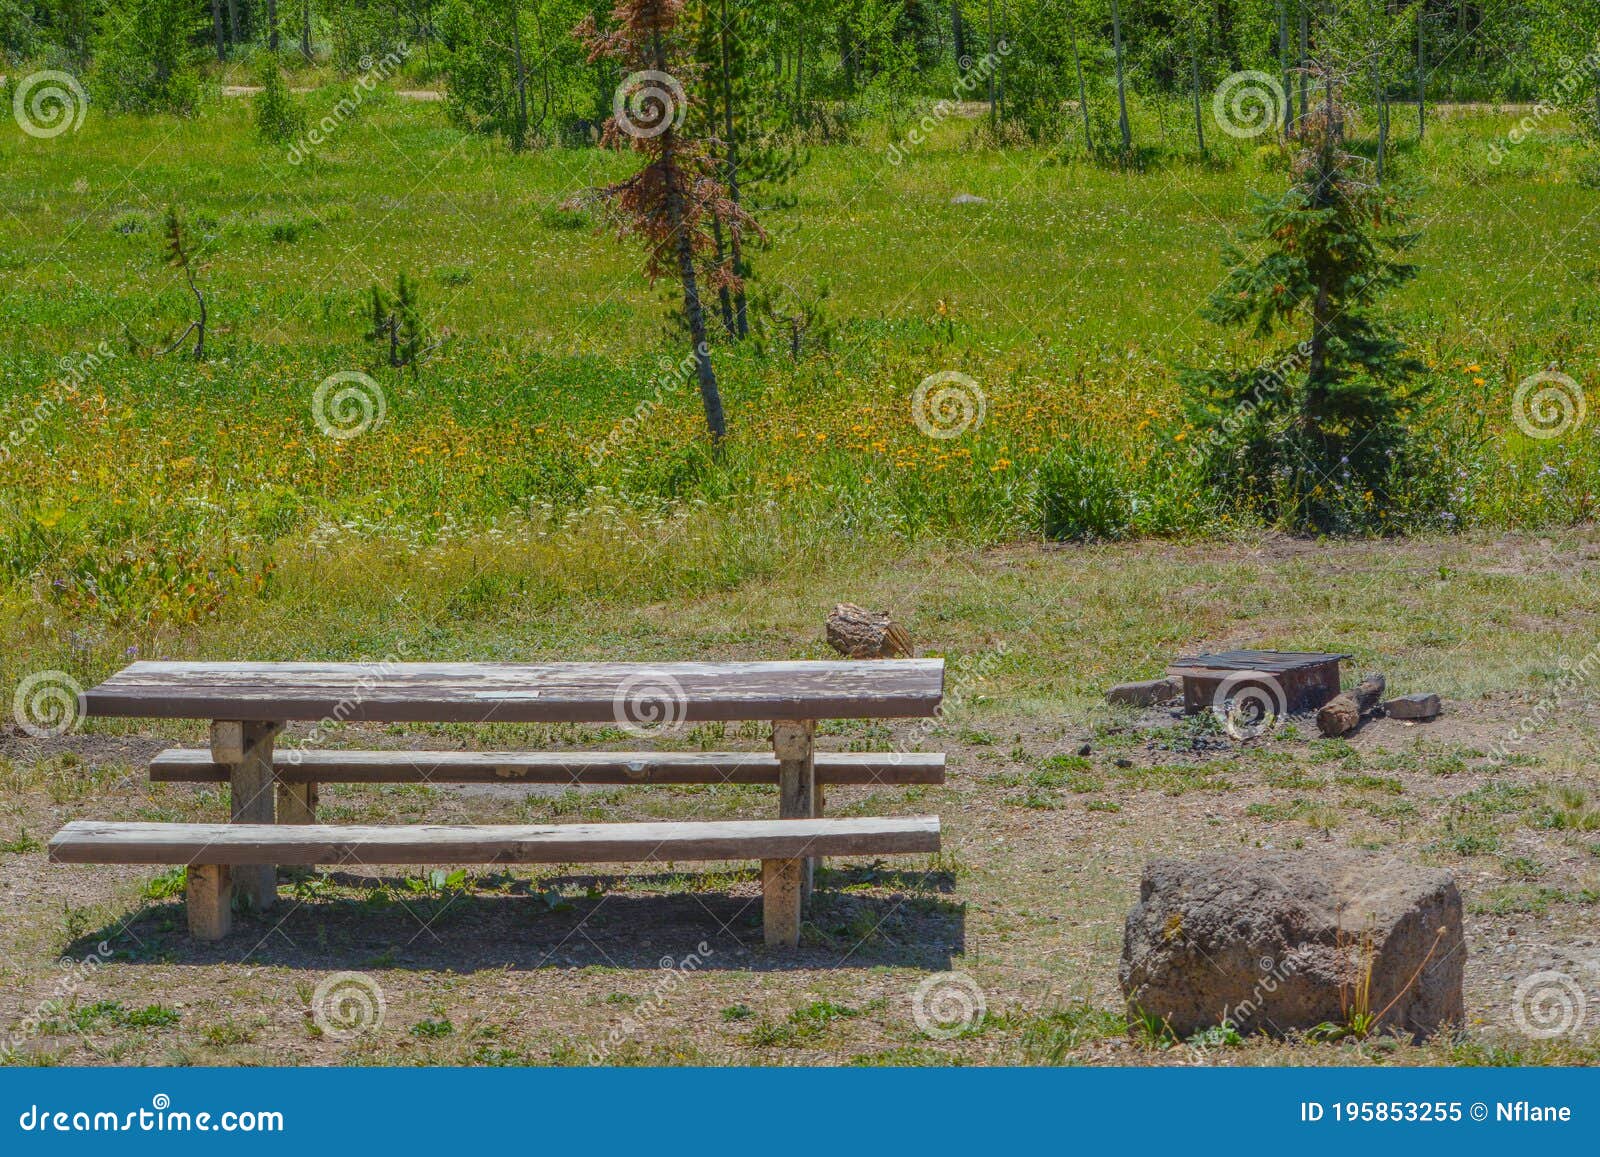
[1166,650,1352,716]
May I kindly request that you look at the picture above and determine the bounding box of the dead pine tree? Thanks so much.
[568,0,758,444]
[160,206,206,361]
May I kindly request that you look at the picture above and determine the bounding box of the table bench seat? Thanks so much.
[49,816,941,944]
[150,747,946,786]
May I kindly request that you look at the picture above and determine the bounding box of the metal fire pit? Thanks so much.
[1166,650,1350,717]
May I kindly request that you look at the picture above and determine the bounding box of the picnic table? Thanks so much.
[52,659,946,947]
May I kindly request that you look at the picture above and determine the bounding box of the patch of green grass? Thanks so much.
[1247,799,1311,822]
[1531,786,1600,832]
[1501,855,1547,880]
[409,1018,455,1039]
[67,1001,181,1032]
[0,829,42,854]
[849,1045,957,1066]
[142,866,188,900]
[1030,754,1103,793]
[1336,774,1405,794]
[1123,763,1233,796]
[1018,1002,1128,1064]
[200,1018,256,1047]
[746,999,873,1047]
[1469,885,1570,916]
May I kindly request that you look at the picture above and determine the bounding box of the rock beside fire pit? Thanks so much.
[1106,677,1182,707]
[1119,850,1464,1041]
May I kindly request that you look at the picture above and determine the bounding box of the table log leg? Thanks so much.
[762,858,802,948]
[186,864,232,940]
[773,719,816,904]
[213,720,281,911]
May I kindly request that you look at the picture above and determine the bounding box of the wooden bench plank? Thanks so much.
[149,748,946,785]
[48,816,941,866]
[81,660,946,724]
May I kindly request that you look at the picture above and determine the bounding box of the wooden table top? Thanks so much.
[79,660,946,725]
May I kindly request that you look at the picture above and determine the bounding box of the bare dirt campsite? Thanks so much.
[4,3,1600,1070]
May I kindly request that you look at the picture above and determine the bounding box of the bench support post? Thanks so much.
[773,720,816,903]
[214,720,281,911]
[186,864,232,940]
[761,858,802,948]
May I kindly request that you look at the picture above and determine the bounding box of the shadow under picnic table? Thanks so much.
[70,872,965,974]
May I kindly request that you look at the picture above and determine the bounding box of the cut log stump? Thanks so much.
[826,604,913,659]
[1317,673,1386,737]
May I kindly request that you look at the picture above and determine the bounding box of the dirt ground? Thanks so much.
[3,532,1600,1066]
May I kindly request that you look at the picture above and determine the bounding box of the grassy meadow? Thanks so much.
[2,92,1600,678]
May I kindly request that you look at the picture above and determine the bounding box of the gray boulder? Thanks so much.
[1119,850,1464,1041]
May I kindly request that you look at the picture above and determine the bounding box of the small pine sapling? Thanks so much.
[751,281,833,362]
[1180,64,1426,534]
[367,273,433,372]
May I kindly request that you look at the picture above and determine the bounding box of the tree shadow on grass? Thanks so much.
[67,865,964,974]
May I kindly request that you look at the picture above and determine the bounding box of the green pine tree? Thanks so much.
[1180,74,1426,534]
